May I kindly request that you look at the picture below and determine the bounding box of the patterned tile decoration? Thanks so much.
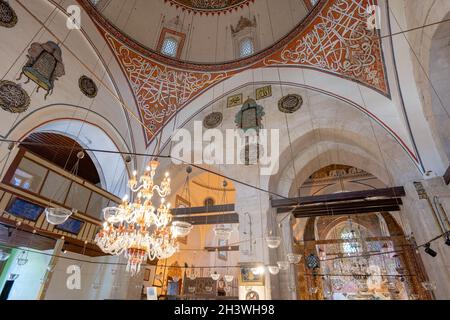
[164,0,254,15]
[86,0,389,146]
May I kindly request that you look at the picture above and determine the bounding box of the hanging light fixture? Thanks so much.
[277,261,290,271]
[214,225,233,241]
[95,159,178,275]
[16,250,29,266]
[252,265,265,275]
[214,180,233,240]
[224,274,234,283]
[266,234,281,249]
[268,265,280,275]
[171,166,194,238]
[0,250,10,261]
[211,271,221,281]
[171,221,193,238]
[45,151,85,225]
[287,253,302,264]
[45,207,74,225]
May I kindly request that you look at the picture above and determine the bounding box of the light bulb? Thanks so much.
[122,194,129,202]
[103,222,108,228]
[165,172,169,177]
[161,198,165,204]
[133,170,137,176]
[146,166,151,171]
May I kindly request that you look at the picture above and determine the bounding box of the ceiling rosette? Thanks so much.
[164,0,255,15]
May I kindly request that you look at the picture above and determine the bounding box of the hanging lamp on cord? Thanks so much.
[171,166,194,238]
[45,150,85,225]
[213,180,233,241]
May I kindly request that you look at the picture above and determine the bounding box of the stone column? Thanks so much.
[37,238,64,300]
[235,183,272,300]
[402,178,450,299]
[273,214,297,300]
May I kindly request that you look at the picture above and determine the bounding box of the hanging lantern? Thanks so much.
[0,250,10,261]
[265,235,281,249]
[268,266,280,275]
[17,41,65,99]
[16,251,29,266]
[45,207,73,225]
[188,272,197,281]
[188,286,196,293]
[211,271,221,281]
[308,287,319,294]
[8,273,19,281]
[287,253,302,264]
[171,220,193,238]
[421,281,436,291]
[277,261,289,271]
[251,266,265,275]
[214,224,233,240]
[224,274,234,283]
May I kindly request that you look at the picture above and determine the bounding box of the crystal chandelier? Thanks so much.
[95,159,179,275]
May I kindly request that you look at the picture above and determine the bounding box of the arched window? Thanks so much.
[239,38,254,58]
[341,229,359,254]
[161,37,179,57]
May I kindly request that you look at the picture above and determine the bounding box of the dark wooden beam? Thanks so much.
[444,166,450,185]
[0,217,106,257]
[173,213,239,225]
[284,198,403,214]
[293,206,401,218]
[271,187,406,208]
[171,204,235,216]
[205,246,239,252]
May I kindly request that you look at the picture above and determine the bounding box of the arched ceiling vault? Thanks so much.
[79,0,390,146]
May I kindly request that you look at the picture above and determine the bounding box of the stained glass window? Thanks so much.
[161,37,179,57]
[239,38,254,58]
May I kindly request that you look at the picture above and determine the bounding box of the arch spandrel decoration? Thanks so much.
[88,0,389,146]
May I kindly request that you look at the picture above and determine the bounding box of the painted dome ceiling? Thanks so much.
[164,0,254,13]
[87,0,314,63]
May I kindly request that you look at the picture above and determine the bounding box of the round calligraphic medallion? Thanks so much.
[203,112,223,129]
[278,94,303,114]
[79,76,98,98]
[0,0,18,28]
[0,80,30,113]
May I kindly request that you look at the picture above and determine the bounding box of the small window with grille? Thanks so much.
[239,38,254,58]
[161,37,179,57]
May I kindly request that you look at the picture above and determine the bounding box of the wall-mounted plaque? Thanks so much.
[227,93,243,108]
[256,85,272,100]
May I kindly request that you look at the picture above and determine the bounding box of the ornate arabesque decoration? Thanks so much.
[17,41,65,99]
[87,0,389,145]
[0,80,30,113]
[164,0,254,15]
[79,75,98,98]
[105,35,231,136]
[263,0,388,94]
[0,0,17,28]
